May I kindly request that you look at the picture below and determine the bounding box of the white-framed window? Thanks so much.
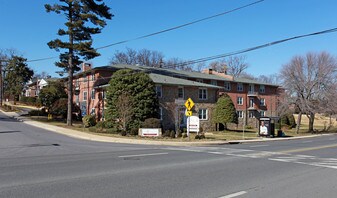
[91,74,95,81]
[83,76,87,82]
[224,82,231,91]
[178,86,184,99]
[90,108,95,115]
[237,83,243,92]
[260,98,265,106]
[156,85,162,98]
[83,91,87,101]
[211,80,217,86]
[237,97,243,105]
[198,109,208,120]
[198,88,207,100]
[237,110,243,118]
[259,85,265,93]
[260,110,265,117]
[91,89,95,100]
[249,98,254,108]
[159,107,163,120]
[248,111,255,118]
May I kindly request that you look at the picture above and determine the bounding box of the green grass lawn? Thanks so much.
[29,114,337,142]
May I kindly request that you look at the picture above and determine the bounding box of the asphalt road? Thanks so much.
[1,112,337,198]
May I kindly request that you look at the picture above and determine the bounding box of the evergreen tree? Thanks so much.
[45,0,113,126]
[212,94,238,130]
[39,81,67,111]
[4,56,34,101]
[105,69,159,131]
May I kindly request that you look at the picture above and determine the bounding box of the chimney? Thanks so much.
[202,68,213,75]
[82,63,92,72]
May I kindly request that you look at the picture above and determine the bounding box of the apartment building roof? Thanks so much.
[74,64,279,87]
[149,73,221,88]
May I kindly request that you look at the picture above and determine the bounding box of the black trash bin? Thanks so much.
[277,130,283,137]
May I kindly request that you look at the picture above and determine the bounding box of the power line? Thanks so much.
[95,0,265,50]
[163,27,337,68]
[71,26,337,83]
[26,0,264,63]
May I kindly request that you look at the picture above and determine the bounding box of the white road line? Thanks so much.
[207,151,223,155]
[118,152,168,158]
[250,145,269,148]
[218,191,247,198]
[302,141,313,143]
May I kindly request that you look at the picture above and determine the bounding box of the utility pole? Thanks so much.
[0,60,3,107]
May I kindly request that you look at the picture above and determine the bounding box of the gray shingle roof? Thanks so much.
[80,64,279,87]
[149,73,221,88]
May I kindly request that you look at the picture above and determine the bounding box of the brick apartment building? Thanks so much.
[69,63,283,131]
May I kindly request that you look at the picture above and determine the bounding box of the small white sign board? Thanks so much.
[139,128,162,137]
[187,116,200,135]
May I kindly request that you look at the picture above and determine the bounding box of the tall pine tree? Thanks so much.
[45,0,113,125]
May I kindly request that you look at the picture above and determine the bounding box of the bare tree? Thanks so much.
[238,72,256,80]
[110,48,164,67]
[207,55,249,77]
[110,48,137,65]
[280,52,337,132]
[257,74,280,85]
[116,92,133,132]
[34,71,50,79]
[226,56,249,77]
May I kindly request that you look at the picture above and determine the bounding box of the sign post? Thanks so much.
[184,98,195,137]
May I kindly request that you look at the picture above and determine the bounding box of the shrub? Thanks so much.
[106,127,120,134]
[29,109,47,116]
[20,96,28,103]
[177,130,182,138]
[96,121,106,129]
[82,115,96,128]
[195,134,205,140]
[170,130,176,138]
[287,113,296,128]
[88,126,97,133]
[280,113,296,129]
[121,131,127,136]
[162,130,171,137]
[27,97,37,105]
[182,133,188,138]
[129,128,139,136]
[142,118,161,128]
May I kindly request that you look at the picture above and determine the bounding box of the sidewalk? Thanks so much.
[0,108,331,146]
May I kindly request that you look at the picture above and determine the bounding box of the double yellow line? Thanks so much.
[280,143,337,154]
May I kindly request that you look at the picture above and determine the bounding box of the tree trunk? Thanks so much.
[67,3,74,126]
[296,112,302,134]
[67,66,73,126]
[308,112,315,132]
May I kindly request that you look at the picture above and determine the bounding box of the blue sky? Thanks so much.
[1,0,337,77]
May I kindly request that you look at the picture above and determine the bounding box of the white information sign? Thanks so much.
[187,116,200,136]
[139,128,162,137]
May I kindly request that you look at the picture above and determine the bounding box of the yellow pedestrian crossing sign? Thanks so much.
[185,110,193,116]
[184,98,194,111]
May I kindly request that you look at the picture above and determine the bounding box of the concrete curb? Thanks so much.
[0,109,332,146]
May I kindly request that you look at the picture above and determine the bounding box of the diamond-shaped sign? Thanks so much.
[184,98,195,111]
[185,110,193,117]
